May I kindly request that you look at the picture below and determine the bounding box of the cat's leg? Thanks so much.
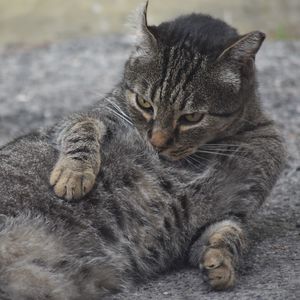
[189,219,247,290]
[50,115,106,200]
[0,214,124,299]
[0,214,79,300]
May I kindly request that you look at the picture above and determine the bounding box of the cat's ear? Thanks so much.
[217,31,265,63]
[215,31,265,92]
[132,1,157,55]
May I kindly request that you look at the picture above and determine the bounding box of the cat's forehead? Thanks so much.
[150,49,209,109]
[158,44,207,65]
[153,85,209,113]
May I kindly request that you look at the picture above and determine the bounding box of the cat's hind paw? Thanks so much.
[50,157,96,200]
[200,247,235,290]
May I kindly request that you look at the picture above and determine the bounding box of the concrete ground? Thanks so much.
[0,37,299,299]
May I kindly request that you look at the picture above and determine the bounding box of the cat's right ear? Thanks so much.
[130,1,157,56]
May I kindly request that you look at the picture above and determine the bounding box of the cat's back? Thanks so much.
[152,13,239,58]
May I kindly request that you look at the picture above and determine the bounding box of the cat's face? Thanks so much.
[125,50,240,160]
[123,4,264,160]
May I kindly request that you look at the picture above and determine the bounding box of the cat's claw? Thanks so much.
[200,247,235,290]
[50,157,96,200]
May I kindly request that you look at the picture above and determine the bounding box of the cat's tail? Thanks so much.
[0,213,125,300]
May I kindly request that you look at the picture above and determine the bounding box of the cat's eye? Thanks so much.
[136,96,153,111]
[180,113,204,124]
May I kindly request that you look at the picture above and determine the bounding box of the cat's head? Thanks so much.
[123,2,265,160]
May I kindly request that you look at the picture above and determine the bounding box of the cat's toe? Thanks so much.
[50,159,96,200]
[49,164,62,187]
[202,248,224,269]
[206,261,235,290]
[201,247,235,290]
[65,171,95,200]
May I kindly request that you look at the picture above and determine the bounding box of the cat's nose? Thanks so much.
[149,129,171,149]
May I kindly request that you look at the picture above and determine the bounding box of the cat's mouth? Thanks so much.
[153,145,168,153]
[158,146,197,161]
[146,133,196,160]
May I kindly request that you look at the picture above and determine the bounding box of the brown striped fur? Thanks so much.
[0,3,285,299]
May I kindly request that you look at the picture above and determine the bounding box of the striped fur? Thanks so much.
[0,6,285,299]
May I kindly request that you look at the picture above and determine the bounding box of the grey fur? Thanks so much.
[0,5,285,299]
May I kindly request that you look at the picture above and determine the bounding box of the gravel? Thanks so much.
[0,36,299,299]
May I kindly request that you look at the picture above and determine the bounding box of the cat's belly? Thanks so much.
[0,132,59,214]
[0,131,195,273]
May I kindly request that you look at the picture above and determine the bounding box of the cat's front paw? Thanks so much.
[50,157,96,200]
[201,247,235,290]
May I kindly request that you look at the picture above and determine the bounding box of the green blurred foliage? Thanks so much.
[0,0,299,46]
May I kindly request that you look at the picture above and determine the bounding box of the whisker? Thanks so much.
[184,157,197,169]
[201,146,249,154]
[184,157,205,170]
[195,149,254,163]
[202,143,253,151]
[104,97,132,121]
[191,153,212,164]
[188,155,207,168]
[203,143,249,148]
[196,149,236,157]
[105,107,133,126]
[103,98,133,125]
[190,153,221,173]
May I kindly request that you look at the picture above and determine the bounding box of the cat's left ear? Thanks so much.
[215,31,265,91]
[217,31,265,63]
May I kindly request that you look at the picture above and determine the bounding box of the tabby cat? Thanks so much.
[0,2,285,299]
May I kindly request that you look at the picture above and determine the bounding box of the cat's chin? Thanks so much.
[158,153,179,161]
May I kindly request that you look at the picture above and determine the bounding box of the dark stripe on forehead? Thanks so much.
[171,49,198,106]
[168,48,184,94]
[161,47,177,102]
[180,33,191,48]
[171,87,181,105]
[179,94,192,110]
[181,57,203,92]
[171,58,191,104]
[159,47,171,102]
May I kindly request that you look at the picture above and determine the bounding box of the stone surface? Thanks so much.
[0,37,299,299]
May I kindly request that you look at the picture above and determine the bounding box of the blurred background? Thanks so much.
[0,0,299,48]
